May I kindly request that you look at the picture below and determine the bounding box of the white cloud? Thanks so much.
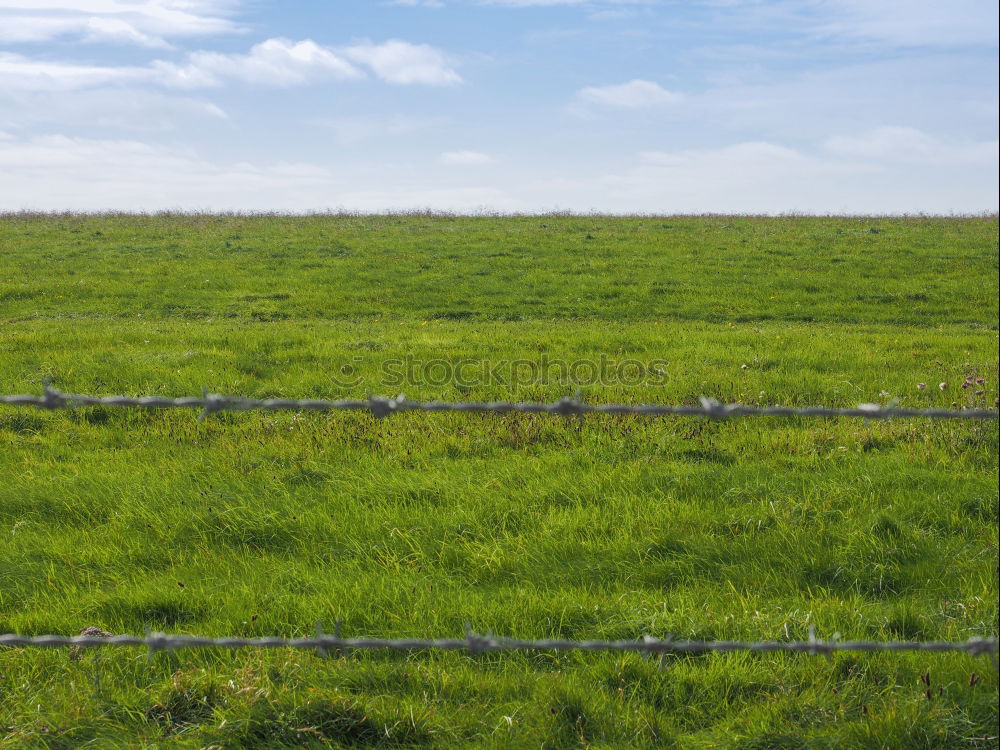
[441,150,495,164]
[822,126,998,165]
[637,141,846,175]
[576,79,681,108]
[671,55,997,146]
[0,38,461,92]
[582,137,997,213]
[695,0,997,48]
[628,141,860,206]
[0,134,334,210]
[0,52,148,91]
[0,89,227,132]
[813,0,998,46]
[0,130,995,213]
[343,39,462,86]
[0,15,170,47]
[154,38,364,88]
[0,0,242,47]
[0,132,516,212]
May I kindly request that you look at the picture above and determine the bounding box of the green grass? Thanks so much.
[0,213,997,748]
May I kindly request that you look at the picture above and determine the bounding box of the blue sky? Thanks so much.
[0,0,996,213]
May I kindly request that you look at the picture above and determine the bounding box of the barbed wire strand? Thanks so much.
[1,630,996,660]
[1,386,996,421]
[3,391,995,663]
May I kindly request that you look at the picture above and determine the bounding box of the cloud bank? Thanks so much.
[0,38,462,91]
[1,129,994,213]
[0,0,242,47]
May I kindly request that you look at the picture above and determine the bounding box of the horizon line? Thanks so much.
[2,209,997,219]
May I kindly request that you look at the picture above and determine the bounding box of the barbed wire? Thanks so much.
[2,386,996,421]
[1,628,996,659]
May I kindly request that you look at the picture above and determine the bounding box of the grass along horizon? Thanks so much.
[0,214,997,748]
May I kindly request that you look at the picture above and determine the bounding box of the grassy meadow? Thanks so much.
[0,213,997,748]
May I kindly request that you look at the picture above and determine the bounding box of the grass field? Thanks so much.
[1,213,997,749]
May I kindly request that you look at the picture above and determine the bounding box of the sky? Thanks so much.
[0,0,997,213]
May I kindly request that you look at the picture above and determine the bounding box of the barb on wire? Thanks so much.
[0,632,996,658]
[1,386,996,421]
